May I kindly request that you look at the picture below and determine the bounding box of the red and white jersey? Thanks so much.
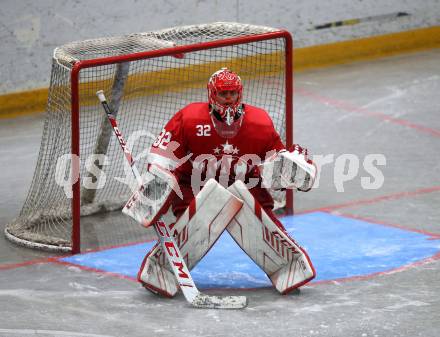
[148,102,285,214]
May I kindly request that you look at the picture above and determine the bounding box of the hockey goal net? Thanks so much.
[5,22,293,253]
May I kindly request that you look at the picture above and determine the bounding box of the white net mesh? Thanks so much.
[5,22,291,252]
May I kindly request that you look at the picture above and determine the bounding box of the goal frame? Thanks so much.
[70,30,294,254]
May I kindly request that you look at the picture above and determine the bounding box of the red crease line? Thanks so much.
[296,88,440,138]
[311,251,440,286]
[52,259,137,282]
[298,185,440,214]
[326,211,440,239]
[0,257,61,270]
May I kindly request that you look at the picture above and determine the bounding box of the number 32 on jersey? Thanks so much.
[153,128,171,149]
[196,124,211,136]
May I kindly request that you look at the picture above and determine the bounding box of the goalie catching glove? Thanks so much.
[259,144,317,192]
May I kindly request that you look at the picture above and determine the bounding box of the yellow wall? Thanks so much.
[1,26,439,119]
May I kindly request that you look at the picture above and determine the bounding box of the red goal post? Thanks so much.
[5,22,293,253]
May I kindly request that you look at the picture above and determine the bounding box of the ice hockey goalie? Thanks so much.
[126,68,317,297]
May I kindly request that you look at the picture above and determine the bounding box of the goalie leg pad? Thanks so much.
[138,179,243,297]
[138,242,179,297]
[227,180,316,294]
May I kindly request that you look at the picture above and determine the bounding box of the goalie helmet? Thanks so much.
[207,68,244,138]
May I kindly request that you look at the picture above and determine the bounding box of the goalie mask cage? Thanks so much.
[5,22,293,253]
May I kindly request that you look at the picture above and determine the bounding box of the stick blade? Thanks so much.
[191,294,247,309]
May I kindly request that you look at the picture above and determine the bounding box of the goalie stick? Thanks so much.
[96,90,247,309]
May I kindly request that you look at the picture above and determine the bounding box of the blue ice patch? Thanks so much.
[61,212,439,288]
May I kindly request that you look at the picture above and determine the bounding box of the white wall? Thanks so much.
[1,0,439,94]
